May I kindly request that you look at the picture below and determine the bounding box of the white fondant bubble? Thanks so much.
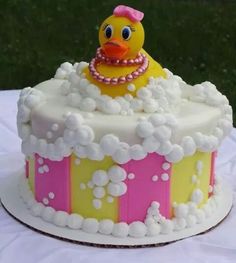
[67,214,83,229]
[99,219,114,235]
[82,218,99,234]
[108,165,127,183]
[112,222,129,237]
[92,170,109,186]
[128,221,147,238]
[53,211,69,227]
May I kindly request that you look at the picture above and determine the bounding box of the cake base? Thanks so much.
[0,171,233,248]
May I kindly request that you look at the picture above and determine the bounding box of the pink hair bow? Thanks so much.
[113,5,144,22]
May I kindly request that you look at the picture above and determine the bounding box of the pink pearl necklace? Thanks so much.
[89,48,149,85]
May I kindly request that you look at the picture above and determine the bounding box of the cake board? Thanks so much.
[0,171,233,248]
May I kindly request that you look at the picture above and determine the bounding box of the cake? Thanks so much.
[16,5,233,242]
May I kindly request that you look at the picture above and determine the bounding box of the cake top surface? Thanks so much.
[16,6,233,164]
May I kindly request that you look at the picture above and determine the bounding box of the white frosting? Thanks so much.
[19,174,223,238]
[82,218,99,234]
[128,221,147,238]
[67,214,83,229]
[17,67,232,163]
[55,64,184,116]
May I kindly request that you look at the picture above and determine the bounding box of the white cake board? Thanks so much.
[0,172,233,248]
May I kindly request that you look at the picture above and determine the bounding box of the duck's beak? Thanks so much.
[102,38,129,59]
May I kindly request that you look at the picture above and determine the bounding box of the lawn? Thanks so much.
[0,0,235,124]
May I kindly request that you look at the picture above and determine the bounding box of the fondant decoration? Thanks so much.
[89,49,149,85]
[171,152,211,210]
[35,154,70,212]
[119,153,171,223]
[19,165,225,238]
[70,154,118,221]
[82,5,166,97]
[18,75,232,164]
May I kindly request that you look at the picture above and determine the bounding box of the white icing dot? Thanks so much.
[173,218,187,231]
[87,181,94,189]
[80,183,86,190]
[152,175,158,182]
[67,214,83,229]
[82,218,99,234]
[161,173,169,181]
[128,173,135,180]
[191,188,204,204]
[92,199,102,209]
[46,131,53,139]
[146,223,161,236]
[42,198,49,205]
[51,123,59,131]
[48,192,55,199]
[100,134,120,155]
[65,113,84,130]
[136,121,154,138]
[162,162,170,170]
[99,219,114,235]
[53,211,69,227]
[192,175,198,184]
[93,186,105,199]
[42,206,55,222]
[38,167,44,174]
[30,203,44,216]
[153,125,172,141]
[107,196,114,203]
[127,84,136,92]
[173,203,189,218]
[196,160,204,175]
[43,165,49,173]
[108,165,127,183]
[107,182,127,197]
[160,219,174,234]
[112,222,129,237]
[74,158,80,165]
[92,170,109,186]
[129,221,147,238]
[37,158,44,165]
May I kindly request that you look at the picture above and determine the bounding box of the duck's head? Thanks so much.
[99,5,145,60]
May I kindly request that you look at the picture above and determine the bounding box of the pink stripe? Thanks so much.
[119,153,171,223]
[35,154,71,212]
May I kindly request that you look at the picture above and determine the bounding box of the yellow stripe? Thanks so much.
[171,152,211,212]
[70,154,118,221]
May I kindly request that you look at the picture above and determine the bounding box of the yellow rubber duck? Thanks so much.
[83,5,166,97]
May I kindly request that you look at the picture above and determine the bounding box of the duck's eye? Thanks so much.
[121,26,132,40]
[104,25,113,39]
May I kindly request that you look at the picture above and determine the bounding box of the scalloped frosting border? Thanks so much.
[19,174,224,238]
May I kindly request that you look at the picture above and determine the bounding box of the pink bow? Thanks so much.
[113,5,144,22]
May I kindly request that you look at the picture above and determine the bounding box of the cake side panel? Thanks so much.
[70,154,118,221]
[119,153,171,223]
[34,154,71,212]
[171,151,212,212]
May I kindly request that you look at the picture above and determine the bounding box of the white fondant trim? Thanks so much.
[17,65,233,163]
[18,174,224,238]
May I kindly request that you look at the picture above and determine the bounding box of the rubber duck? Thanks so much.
[83,5,166,97]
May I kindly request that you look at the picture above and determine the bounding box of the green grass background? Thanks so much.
[0,0,235,124]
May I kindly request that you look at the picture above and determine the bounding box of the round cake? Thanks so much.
[15,5,232,244]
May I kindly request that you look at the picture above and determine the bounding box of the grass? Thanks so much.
[0,0,235,124]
